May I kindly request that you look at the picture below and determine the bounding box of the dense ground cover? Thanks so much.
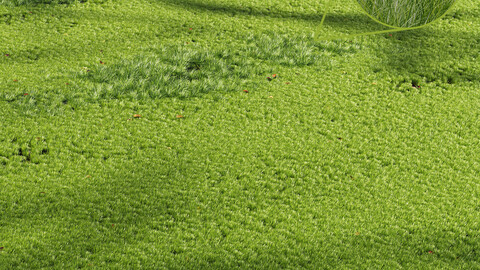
[1,0,480,268]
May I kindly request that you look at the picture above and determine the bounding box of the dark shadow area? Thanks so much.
[342,5,480,88]
[372,24,480,90]
[356,0,455,28]
[158,0,384,32]
[158,0,480,90]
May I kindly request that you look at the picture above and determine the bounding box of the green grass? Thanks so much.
[0,0,103,6]
[1,0,480,268]
[81,47,259,99]
[356,0,457,27]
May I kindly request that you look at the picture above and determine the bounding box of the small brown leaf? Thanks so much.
[176,115,184,118]
[285,82,291,85]
[133,114,141,118]
[243,90,249,93]
[86,175,91,178]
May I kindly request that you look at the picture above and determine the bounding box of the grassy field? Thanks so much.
[1,0,480,268]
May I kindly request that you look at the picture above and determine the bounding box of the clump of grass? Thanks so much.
[242,33,361,67]
[357,0,456,27]
[79,34,360,101]
[243,33,319,66]
[0,135,49,164]
[81,46,263,100]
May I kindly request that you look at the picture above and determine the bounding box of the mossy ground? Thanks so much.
[1,0,480,268]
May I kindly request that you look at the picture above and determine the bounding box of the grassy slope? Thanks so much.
[1,0,480,268]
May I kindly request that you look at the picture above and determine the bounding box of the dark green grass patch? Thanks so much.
[78,34,362,100]
[243,33,363,65]
[81,33,331,100]
[243,33,320,66]
[0,134,49,164]
[79,46,266,99]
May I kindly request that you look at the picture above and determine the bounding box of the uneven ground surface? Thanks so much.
[1,0,480,268]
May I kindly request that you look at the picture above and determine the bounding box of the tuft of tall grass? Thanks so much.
[356,0,456,28]
[243,34,319,66]
[79,34,361,101]
[81,46,264,100]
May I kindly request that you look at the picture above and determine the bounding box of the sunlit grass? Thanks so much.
[1,0,480,268]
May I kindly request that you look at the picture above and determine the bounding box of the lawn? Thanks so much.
[1,0,480,268]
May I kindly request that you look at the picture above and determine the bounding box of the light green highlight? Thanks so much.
[319,0,332,28]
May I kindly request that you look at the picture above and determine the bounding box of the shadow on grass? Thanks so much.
[372,25,480,89]
[158,0,479,89]
[157,0,383,32]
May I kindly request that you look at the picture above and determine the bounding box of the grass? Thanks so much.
[78,34,325,100]
[356,0,457,27]
[1,0,480,268]
[81,47,259,99]
[0,0,102,6]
